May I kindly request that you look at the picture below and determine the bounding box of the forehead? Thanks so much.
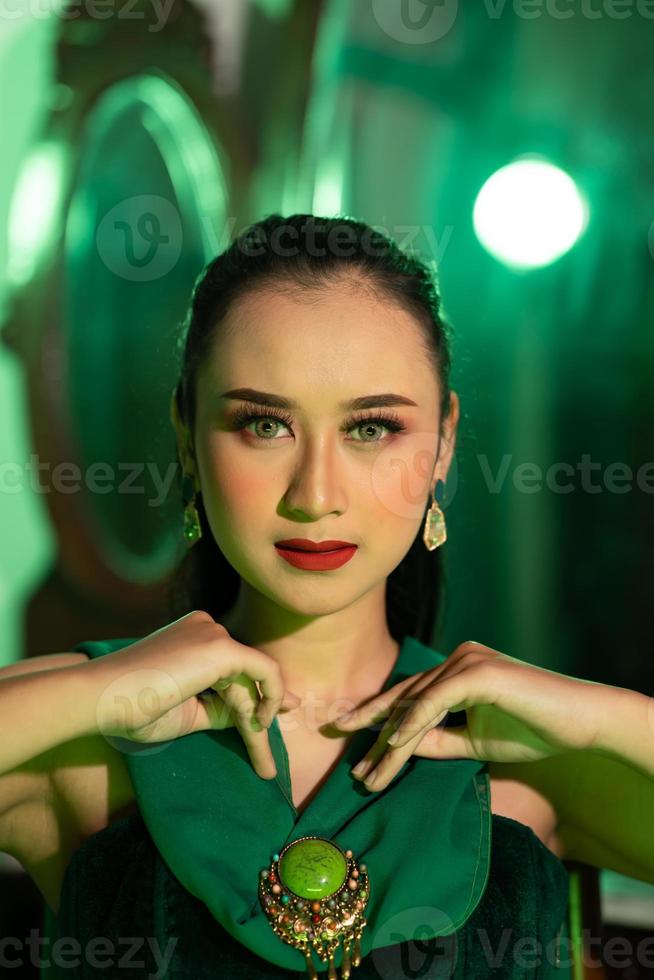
[197,284,438,406]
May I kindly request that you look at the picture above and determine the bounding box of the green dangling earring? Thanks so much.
[181,472,202,546]
[422,478,447,552]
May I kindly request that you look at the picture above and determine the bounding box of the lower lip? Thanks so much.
[274,545,357,570]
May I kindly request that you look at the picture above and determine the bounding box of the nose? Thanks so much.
[281,435,349,520]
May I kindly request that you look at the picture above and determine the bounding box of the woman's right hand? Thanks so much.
[86,610,300,779]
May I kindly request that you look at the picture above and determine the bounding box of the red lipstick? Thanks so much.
[274,539,358,571]
[274,539,356,551]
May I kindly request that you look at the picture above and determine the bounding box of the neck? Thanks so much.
[217,585,400,712]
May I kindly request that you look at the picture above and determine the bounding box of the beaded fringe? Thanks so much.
[303,936,362,979]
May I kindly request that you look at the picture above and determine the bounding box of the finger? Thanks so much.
[201,672,277,779]
[359,718,429,792]
[233,704,278,779]
[194,690,232,731]
[234,697,279,777]
[195,687,262,734]
[411,725,475,760]
[361,725,471,794]
[358,724,478,793]
[212,647,288,732]
[242,657,295,729]
[350,703,407,780]
[257,686,301,727]
[333,654,470,731]
[387,706,450,746]
[219,675,279,779]
[388,664,491,748]
[200,679,299,706]
[332,677,420,731]
[195,689,278,779]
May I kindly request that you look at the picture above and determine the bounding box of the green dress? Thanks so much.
[40,633,574,978]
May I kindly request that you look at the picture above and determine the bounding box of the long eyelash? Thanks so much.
[230,404,406,438]
[231,405,295,429]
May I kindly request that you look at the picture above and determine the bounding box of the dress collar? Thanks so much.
[77,632,492,973]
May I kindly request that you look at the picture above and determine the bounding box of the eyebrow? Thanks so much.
[219,388,419,411]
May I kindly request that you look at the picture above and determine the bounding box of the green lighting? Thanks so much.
[312,159,344,217]
[252,0,293,18]
[473,156,589,270]
[62,70,229,584]
[7,141,66,288]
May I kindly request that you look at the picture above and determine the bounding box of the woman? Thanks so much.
[1,214,652,979]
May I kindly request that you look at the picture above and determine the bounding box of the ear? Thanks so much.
[170,388,197,480]
[433,389,459,485]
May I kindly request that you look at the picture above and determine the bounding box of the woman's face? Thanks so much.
[176,281,459,620]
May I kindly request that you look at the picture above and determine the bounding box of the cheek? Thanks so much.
[367,442,433,526]
[220,466,269,511]
[197,433,433,529]
[196,437,270,511]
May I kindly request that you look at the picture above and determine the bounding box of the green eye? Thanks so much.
[231,407,406,444]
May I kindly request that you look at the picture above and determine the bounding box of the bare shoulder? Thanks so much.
[488,760,564,859]
[3,652,137,916]
[7,736,137,916]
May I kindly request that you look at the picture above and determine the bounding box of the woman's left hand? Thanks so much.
[332,640,612,793]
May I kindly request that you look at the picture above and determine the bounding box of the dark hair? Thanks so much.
[167,213,454,648]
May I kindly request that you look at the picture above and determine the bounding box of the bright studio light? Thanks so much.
[473,157,589,270]
[7,141,67,288]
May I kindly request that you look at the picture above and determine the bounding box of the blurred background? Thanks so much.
[0,0,652,976]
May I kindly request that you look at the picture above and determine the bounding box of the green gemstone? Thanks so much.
[279,838,347,900]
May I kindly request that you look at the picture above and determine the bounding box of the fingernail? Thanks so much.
[351,759,370,778]
[337,710,354,723]
[387,731,400,745]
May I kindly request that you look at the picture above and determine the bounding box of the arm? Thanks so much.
[488,688,654,885]
[0,652,90,680]
[592,686,654,780]
[0,659,98,778]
